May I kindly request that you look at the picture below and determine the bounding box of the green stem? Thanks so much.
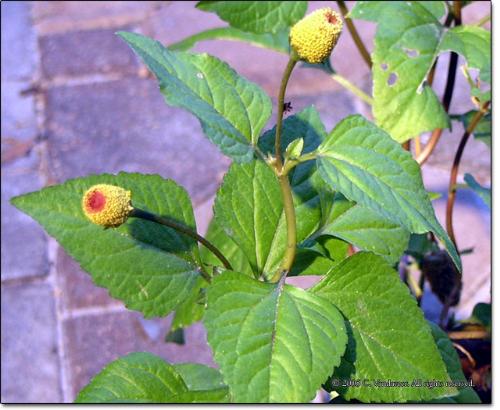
[331,74,373,105]
[130,208,233,279]
[270,55,300,283]
[274,174,297,280]
[473,13,491,27]
[282,150,318,175]
[275,57,298,168]
[336,0,372,69]
[445,101,490,247]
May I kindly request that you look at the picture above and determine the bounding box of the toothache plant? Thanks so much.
[12,1,489,404]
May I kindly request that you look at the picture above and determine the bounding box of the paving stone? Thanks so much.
[45,77,230,204]
[64,311,214,401]
[39,27,140,79]
[1,283,61,403]
[57,247,122,311]
[32,1,164,35]
[1,1,37,81]
[1,152,48,282]
[1,82,38,143]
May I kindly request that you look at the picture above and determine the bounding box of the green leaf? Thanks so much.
[173,363,227,391]
[196,1,307,34]
[451,110,491,148]
[76,353,185,403]
[76,353,229,403]
[472,302,492,329]
[316,192,410,264]
[204,271,347,402]
[471,87,491,105]
[170,277,206,331]
[300,58,336,75]
[214,155,322,279]
[350,1,448,142]
[291,236,349,276]
[11,172,201,318]
[428,323,481,403]
[259,105,327,185]
[169,26,290,53]
[259,106,328,276]
[428,191,442,201]
[350,3,491,143]
[464,173,491,208]
[284,137,304,160]
[165,327,185,345]
[464,302,491,331]
[214,160,283,277]
[200,218,253,276]
[320,204,410,264]
[406,233,440,261]
[316,115,460,271]
[118,31,272,163]
[312,252,457,403]
[439,25,491,84]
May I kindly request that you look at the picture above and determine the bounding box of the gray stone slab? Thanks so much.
[64,311,214,401]
[31,1,163,35]
[45,77,230,204]
[1,1,37,81]
[39,27,139,79]
[1,152,48,282]
[1,283,61,403]
[1,81,38,142]
[57,247,122,311]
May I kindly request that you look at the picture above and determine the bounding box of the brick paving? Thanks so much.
[1,1,491,403]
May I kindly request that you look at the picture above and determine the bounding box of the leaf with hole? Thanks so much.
[204,271,347,402]
[316,115,460,271]
[118,31,272,162]
[350,1,448,142]
[11,172,202,318]
[196,1,307,34]
[351,2,491,143]
[439,25,491,84]
[312,252,457,403]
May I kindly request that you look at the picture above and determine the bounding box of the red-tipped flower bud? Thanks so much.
[82,184,133,228]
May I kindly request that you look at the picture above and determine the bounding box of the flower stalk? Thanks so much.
[270,56,299,283]
[130,208,233,279]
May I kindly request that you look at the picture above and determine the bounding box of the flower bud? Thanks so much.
[290,7,343,64]
[82,184,133,227]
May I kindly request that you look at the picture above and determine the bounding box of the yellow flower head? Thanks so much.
[82,184,133,228]
[290,7,343,64]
